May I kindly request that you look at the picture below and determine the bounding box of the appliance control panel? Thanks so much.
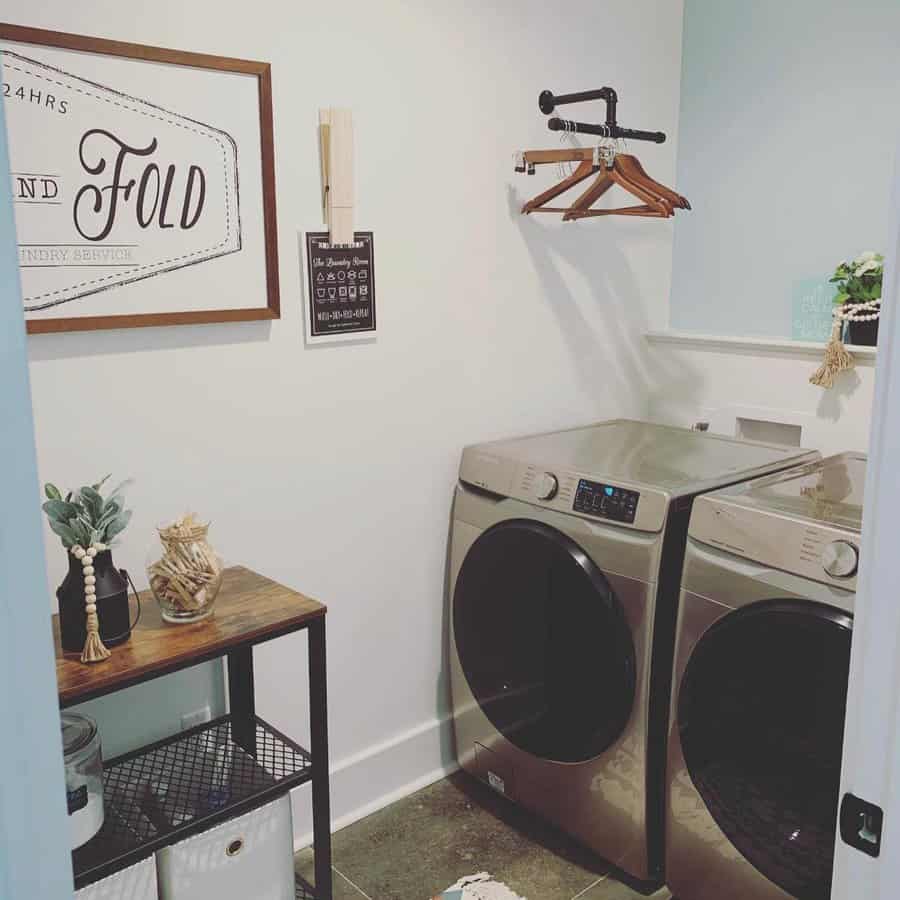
[690,495,860,590]
[574,479,640,524]
[458,451,667,532]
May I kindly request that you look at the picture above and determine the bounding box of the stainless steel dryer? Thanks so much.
[666,453,865,900]
[449,420,818,885]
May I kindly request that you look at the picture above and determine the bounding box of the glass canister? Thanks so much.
[61,712,105,849]
[146,515,224,623]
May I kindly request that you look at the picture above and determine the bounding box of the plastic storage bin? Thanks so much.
[75,857,158,899]
[156,794,295,900]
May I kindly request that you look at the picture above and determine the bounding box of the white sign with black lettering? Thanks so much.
[1,31,274,330]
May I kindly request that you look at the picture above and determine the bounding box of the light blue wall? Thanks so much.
[671,0,900,337]
[70,663,225,758]
[0,93,72,900]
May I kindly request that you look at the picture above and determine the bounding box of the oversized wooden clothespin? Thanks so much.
[319,108,355,245]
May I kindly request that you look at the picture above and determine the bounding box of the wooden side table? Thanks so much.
[55,565,333,900]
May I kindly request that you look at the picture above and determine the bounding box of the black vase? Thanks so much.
[57,550,132,653]
[846,307,880,347]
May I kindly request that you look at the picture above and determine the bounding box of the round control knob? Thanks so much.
[535,472,559,501]
[821,541,859,579]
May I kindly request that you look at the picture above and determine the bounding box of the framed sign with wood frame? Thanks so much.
[0,24,280,333]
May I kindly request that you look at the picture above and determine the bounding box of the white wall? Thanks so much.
[9,0,685,839]
[646,341,876,454]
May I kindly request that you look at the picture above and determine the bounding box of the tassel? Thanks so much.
[810,320,855,389]
[81,610,111,663]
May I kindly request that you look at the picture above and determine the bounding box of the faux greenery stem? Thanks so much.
[42,474,133,550]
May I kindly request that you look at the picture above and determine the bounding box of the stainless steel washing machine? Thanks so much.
[666,453,864,900]
[448,420,818,884]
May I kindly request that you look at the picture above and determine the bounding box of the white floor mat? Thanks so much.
[432,872,527,900]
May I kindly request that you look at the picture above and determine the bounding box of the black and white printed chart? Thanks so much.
[304,231,376,343]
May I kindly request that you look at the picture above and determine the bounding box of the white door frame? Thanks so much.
[0,83,73,899]
[831,146,900,898]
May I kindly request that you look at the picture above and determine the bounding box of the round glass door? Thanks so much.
[679,600,853,900]
[453,519,636,764]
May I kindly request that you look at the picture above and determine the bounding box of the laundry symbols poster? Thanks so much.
[0,27,279,332]
[303,231,377,344]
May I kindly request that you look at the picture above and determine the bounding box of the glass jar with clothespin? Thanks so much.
[146,514,224,623]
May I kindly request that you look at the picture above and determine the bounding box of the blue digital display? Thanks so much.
[574,479,640,524]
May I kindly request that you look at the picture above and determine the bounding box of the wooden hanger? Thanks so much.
[578,166,671,219]
[522,160,596,214]
[567,206,670,219]
[518,147,689,220]
[613,154,690,210]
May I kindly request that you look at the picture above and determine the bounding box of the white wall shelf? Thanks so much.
[645,330,878,362]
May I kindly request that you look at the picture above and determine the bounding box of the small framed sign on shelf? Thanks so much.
[0,23,280,333]
[303,231,376,344]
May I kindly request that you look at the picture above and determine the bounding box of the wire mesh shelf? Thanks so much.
[72,714,312,888]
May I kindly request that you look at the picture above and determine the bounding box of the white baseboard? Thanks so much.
[291,714,460,851]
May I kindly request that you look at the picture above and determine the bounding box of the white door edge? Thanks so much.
[831,133,900,898]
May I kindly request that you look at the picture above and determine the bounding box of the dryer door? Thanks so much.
[453,518,636,764]
[678,600,852,900]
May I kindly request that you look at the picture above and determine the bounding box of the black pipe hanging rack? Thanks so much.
[539,87,666,145]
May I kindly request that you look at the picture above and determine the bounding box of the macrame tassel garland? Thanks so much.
[72,543,111,663]
[809,321,855,389]
[809,300,880,389]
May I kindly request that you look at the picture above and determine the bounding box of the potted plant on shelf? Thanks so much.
[830,251,884,347]
[42,475,136,663]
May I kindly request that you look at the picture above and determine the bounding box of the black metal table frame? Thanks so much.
[63,616,333,900]
[228,617,333,900]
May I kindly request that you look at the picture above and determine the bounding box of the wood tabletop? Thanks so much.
[55,565,325,707]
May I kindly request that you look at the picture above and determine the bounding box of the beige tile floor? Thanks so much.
[296,772,673,900]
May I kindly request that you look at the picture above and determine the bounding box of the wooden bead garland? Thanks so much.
[809,301,880,389]
[72,542,111,663]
